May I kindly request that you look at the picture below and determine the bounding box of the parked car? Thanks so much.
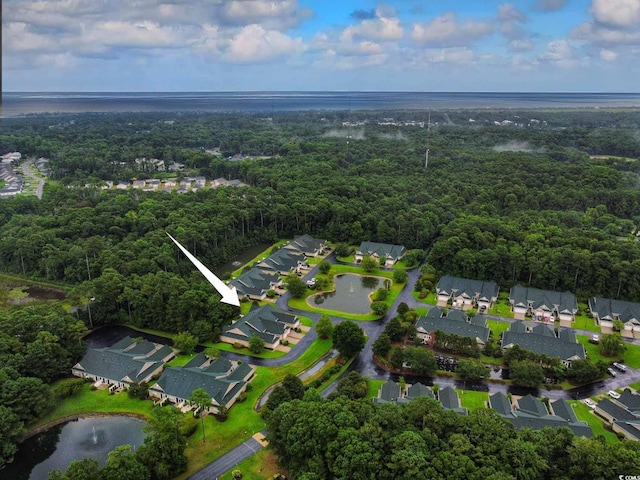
[608,390,621,399]
[479,305,487,314]
[613,362,628,372]
[607,367,617,377]
[583,398,597,409]
[590,334,600,344]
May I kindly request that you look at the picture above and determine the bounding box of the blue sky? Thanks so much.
[3,0,640,91]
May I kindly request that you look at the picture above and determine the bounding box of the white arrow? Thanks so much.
[166,232,240,307]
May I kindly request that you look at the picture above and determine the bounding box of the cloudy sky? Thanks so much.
[3,0,640,92]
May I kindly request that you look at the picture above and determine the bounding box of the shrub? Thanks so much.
[233,342,244,349]
[52,378,85,399]
[237,391,248,403]
[179,416,198,437]
[232,470,243,480]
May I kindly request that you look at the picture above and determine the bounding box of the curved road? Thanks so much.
[193,259,639,478]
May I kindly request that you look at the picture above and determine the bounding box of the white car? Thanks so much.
[608,390,621,399]
[583,398,597,409]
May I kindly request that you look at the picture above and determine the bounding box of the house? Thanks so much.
[489,393,592,437]
[355,241,407,267]
[72,336,175,389]
[116,182,130,190]
[194,176,207,187]
[230,267,282,301]
[509,285,578,325]
[284,234,327,257]
[374,381,435,405]
[594,395,640,440]
[435,275,499,310]
[132,180,146,189]
[212,178,228,187]
[256,248,308,276]
[501,321,585,365]
[219,304,299,350]
[374,379,402,404]
[149,353,255,413]
[415,307,490,346]
[438,387,468,415]
[589,296,640,338]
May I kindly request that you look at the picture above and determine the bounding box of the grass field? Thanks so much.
[457,389,488,410]
[367,379,385,400]
[487,319,510,338]
[230,240,288,277]
[220,448,287,480]
[577,334,640,368]
[570,401,620,444]
[573,305,599,333]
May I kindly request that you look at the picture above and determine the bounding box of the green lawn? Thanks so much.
[487,319,510,338]
[570,401,619,444]
[230,240,288,277]
[577,334,640,368]
[488,299,513,318]
[573,306,600,333]
[367,379,385,400]
[457,390,488,410]
[412,290,437,305]
[34,384,154,428]
[220,448,286,480]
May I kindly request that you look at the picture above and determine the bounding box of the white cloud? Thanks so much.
[225,24,305,63]
[81,21,187,50]
[414,47,476,65]
[600,48,618,60]
[538,39,583,67]
[533,0,569,12]
[498,4,526,23]
[572,21,640,46]
[509,38,535,51]
[340,12,403,41]
[411,12,493,47]
[591,0,640,28]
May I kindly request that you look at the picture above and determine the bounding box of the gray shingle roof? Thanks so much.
[357,241,406,260]
[377,380,401,403]
[501,321,585,361]
[617,391,640,413]
[490,393,514,417]
[416,307,490,343]
[230,267,280,297]
[510,285,577,315]
[589,296,640,326]
[405,382,434,400]
[490,393,592,437]
[439,387,467,414]
[73,338,170,384]
[597,398,640,422]
[257,248,306,273]
[436,275,499,302]
[222,305,297,345]
[288,235,325,255]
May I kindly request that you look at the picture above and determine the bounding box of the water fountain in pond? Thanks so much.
[349,281,355,294]
[92,426,98,445]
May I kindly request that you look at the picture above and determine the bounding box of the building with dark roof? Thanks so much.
[150,353,255,413]
[438,386,468,415]
[589,296,640,338]
[436,275,500,311]
[220,304,299,350]
[230,267,282,301]
[416,307,490,346]
[355,241,407,267]
[591,392,640,440]
[285,234,327,257]
[501,321,585,365]
[374,381,436,405]
[489,393,592,437]
[72,336,175,388]
[509,285,578,325]
[256,248,308,276]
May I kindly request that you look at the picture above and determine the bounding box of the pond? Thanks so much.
[3,416,147,480]
[310,273,383,315]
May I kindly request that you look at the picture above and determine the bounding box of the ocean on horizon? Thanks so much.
[3,91,640,117]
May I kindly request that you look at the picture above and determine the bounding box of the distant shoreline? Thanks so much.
[4,91,640,117]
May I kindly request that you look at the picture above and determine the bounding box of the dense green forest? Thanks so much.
[265,391,640,480]
[1,108,640,475]
[2,109,640,317]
